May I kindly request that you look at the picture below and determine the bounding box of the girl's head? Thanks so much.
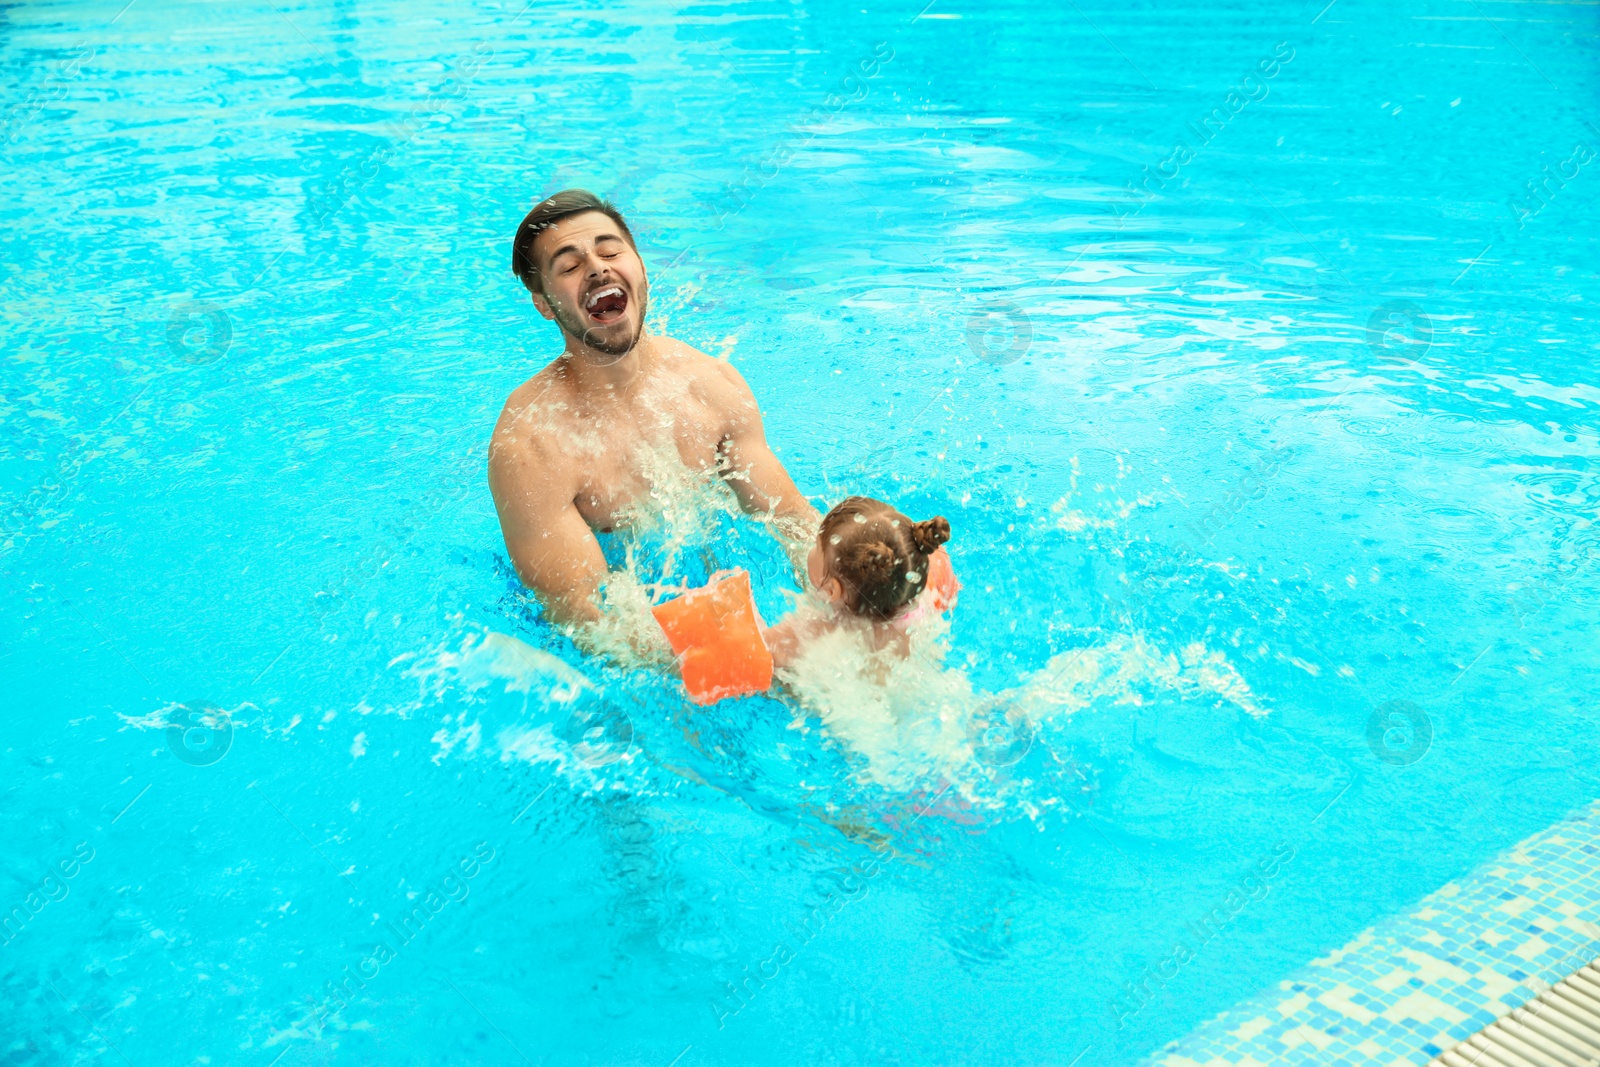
[809,496,952,619]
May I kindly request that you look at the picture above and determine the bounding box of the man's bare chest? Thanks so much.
[567,404,728,530]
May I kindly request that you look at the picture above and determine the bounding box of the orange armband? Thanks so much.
[651,570,773,705]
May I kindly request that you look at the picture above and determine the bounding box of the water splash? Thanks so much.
[777,608,1268,814]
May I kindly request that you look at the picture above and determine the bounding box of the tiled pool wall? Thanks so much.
[1143,800,1600,1066]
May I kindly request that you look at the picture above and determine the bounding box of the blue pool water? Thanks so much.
[4,0,1599,1063]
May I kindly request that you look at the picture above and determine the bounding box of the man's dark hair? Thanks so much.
[511,189,636,295]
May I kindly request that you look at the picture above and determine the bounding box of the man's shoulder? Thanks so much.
[506,355,571,401]
[491,360,573,454]
[653,335,752,398]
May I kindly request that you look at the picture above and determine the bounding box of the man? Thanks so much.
[489,189,819,630]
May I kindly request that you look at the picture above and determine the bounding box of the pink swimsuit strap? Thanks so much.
[890,591,941,632]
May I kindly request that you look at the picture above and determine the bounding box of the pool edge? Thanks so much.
[1141,799,1600,1067]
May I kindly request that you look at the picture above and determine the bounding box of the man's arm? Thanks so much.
[712,362,822,568]
[488,428,607,628]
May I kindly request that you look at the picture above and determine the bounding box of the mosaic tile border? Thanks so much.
[1143,801,1600,1067]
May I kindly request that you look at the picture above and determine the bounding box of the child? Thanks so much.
[764,496,953,670]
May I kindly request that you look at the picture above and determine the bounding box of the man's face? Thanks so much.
[531,211,648,360]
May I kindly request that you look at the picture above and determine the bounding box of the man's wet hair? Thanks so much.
[511,189,636,295]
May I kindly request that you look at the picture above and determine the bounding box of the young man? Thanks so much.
[489,189,819,629]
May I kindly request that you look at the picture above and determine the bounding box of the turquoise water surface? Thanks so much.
[4,0,1600,1064]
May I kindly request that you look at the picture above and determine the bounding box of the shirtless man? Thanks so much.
[488,189,820,630]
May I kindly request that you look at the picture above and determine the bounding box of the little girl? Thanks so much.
[764,496,953,670]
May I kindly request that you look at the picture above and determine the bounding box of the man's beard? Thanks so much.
[554,289,648,361]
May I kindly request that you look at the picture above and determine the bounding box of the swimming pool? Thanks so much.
[4,0,1598,1063]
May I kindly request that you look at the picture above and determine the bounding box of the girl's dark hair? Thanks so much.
[511,189,636,295]
[820,496,952,620]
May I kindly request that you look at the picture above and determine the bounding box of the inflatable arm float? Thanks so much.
[652,570,773,706]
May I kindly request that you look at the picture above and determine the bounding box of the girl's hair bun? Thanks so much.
[909,516,951,554]
[818,497,951,619]
[843,541,897,586]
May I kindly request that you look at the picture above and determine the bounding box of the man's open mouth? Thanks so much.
[584,285,628,325]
